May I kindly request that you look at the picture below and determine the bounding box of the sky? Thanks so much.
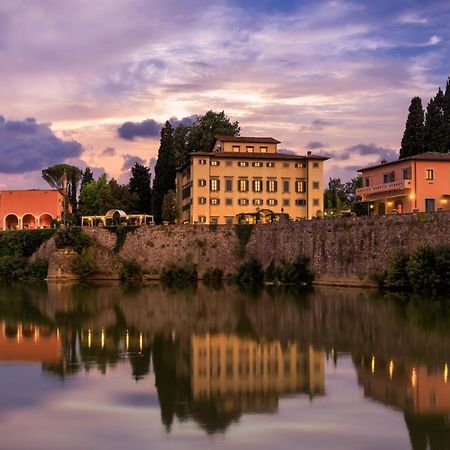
[1,0,449,189]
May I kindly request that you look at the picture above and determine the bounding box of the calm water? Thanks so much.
[0,283,449,450]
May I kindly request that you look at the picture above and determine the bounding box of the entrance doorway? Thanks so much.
[425,199,435,212]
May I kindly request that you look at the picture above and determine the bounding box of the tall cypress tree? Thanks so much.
[399,97,424,159]
[443,77,450,152]
[80,167,94,190]
[152,121,175,223]
[424,88,447,153]
[129,163,152,214]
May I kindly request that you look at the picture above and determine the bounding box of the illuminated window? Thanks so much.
[210,198,220,205]
[260,146,268,153]
[295,180,306,193]
[266,162,275,167]
[426,169,434,181]
[198,216,206,223]
[238,198,249,205]
[232,145,240,152]
[253,198,263,206]
[246,146,254,153]
[253,179,263,192]
[199,159,207,165]
[210,179,220,191]
[211,160,220,166]
[238,179,249,192]
[198,197,206,204]
[252,162,263,167]
[267,180,277,192]
[198,179,206,187]
[238,161,249,167]
[267,199,277,206]
[295,162,306,168]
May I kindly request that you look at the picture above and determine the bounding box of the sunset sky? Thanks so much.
[1,0,449,189]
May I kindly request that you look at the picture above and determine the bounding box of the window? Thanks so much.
[238,179,249,192]
[246,146,254,153]
[313,198,320,206]
[198,197,206,204]
[199,159,207,165]
[225,179,233,192]
[238,198,249,205]
[182,186,191,199]
[267,199,277,206]
[198,179,206,187]
[364,177,370,187]
[226,160,232,166]
[210,217,218,225]
[266,162,275,167]
[283,199,290,207]
[295,162,306,168]
[210,198,220,205]
[232,145,240,152]
[211,160,220,166]
[283,162,289,168]
[225,198,233,206]
[313,162,319,168]
[225,216,233,224]
[313,181,320,189]
[253,198,263,206]
[267,180,277,192]
[283,180,290,192]
[238,161,249,167]
[384,172,395,183]
[403,168,412,180]
[210,179,220,191]
[295,199,306,206]
[426,169,434,181]
[260,146,268,153]
[253,179,263,192]
[295,180,307,193]
[198,216,206,223]
[252,162,263,167]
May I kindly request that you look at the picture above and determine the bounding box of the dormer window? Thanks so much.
[246,146,254,153]
[260,146,267,153]
[232,145,240,152]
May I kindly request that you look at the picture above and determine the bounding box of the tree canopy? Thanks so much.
[129,163,152,214]
[399,97,424,159]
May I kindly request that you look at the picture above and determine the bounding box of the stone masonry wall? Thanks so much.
[46,211,450,286]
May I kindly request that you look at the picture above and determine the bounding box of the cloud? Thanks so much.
[169,115,198,128]
[305,141,326,150]
[278,148,298,155]
[101,147,116,156]
[121,154,146,171]
[118,119,162,140]
[427,35,441,46]
[346,143,398,161]
[0,116,83,174]
[300,119,340,131]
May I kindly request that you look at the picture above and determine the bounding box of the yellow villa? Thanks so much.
[176,135,328,224]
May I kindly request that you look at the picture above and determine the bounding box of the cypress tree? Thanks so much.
[80,167,94,190]
[443,77,450,152]
[152,121,175,223]
[424,88,447,153]
[129,163,152,214]
[399,97,424,159]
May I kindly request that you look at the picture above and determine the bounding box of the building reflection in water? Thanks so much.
[357,355,450,449]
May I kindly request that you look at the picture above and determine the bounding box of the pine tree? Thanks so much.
[399,97,424,159]
[80,167,94,190]
[129,163,152,214]
[152,121,175,223]
[443,77,450,152]
[424,88,447,153]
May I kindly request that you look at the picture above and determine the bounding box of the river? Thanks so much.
[0,282,449,450]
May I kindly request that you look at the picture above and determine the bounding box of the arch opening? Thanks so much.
[39,214,53,228]
[22,214,37,230]
[5,214,19,230]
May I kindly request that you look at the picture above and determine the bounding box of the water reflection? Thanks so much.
[0,283,450,448]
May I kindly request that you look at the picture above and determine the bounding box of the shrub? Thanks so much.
[203,267,224,284]
[0,229,55,258]
[121,260,143,281]
[384,253,410,291]
[264,259,280,282]
[161,265,197,288]
[235,259,264,285]
[72,249,98,281]
[22,258,49,280]
[0,255,27,280]
[278,256,314,285]
[55,227,92,254]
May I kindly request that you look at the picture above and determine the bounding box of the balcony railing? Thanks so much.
[357,179,412,196]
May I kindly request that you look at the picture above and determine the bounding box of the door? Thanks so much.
[425,199,435,212]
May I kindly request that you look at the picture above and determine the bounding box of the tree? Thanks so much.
[162,190,178,224]
[129,163,152,214]
[152,121,176,223]
[173,124,191,167]
[323,176,362,215]
[187,110,240,152]
[42,164,82,224]
[399,97,424,159]
[443,77,450,152]
[424,88,447,153]
[80,167,94,190]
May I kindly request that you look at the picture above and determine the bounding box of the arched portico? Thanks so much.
[4,214,19,230]
[22,213,37,230]
[39,213,53,228]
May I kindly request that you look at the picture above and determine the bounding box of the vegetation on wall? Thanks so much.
[235,259,265,285]
[108,226,138,253]
[120,260,143,281]
[234,224,254,256]
[0,229,55,258]
[54,227,93,254]
[72,249,98,281]
[264,256,314,286]
[161,264,198,288]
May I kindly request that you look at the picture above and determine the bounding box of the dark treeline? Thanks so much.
[400,77,450,159]
[40,110,239,225]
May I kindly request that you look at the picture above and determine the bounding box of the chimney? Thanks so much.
[307,151,312,156]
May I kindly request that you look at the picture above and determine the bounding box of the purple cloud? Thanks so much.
[118,119,161,140]
[305,141,326,150]
[0,116,83,174]
[102,147,116,156]
[122,154,146,171]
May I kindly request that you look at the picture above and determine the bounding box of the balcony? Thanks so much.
[357,179,413,196]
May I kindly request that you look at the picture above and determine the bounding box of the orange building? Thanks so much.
[0,189,63,230]
[356,152,450,215]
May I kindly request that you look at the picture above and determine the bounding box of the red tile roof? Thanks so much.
[358,152,450,172]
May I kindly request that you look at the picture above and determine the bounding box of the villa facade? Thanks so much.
[176,135,327,224]
[0,189,63,230]
[356,152,450,215]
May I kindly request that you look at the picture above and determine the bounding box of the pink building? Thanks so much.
[356,152,450,215]
[0,189,63,230]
